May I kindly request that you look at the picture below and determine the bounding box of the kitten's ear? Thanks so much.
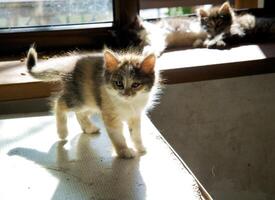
[103,50,120,72]
[140,54,156,74]
[198,9,208,18]
[132,15,143,29]
[219,2,231,14]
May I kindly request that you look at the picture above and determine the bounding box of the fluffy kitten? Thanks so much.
[113,16,207,56]
[26,48,160,159]
[199,1,275,48]
[140,16,207,56]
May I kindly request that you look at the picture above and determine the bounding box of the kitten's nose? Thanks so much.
[123,89,132,96]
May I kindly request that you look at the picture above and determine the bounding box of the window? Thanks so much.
[0,0,123,55]
[0,0,113,29]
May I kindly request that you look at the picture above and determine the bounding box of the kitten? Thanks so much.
[140,16,207,56]
[113,16,207,57]
[140,16,207,55]
[26,48,160,159]
[199,1,275,48]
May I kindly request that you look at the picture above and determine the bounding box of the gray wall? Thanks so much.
[151,73,275,200]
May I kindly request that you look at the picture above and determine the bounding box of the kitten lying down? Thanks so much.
[139,16,207,56]
[26,48,161,159]
[198,1,275,48]
[198,2,254,48]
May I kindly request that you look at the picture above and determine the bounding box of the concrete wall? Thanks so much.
[150,73,275,200]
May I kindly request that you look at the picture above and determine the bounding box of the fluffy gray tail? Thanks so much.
[26,47,78,82]
[254,17,275,35]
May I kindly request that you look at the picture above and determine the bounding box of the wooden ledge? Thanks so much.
[1,42,275,101]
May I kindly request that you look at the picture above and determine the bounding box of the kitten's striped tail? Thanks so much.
[26,47,64,82]
[26,47,80,82]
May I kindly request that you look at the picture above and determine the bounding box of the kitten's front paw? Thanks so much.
[215,40,226,49]
[206,40,226,49]
[57,127,68,140]
[134,142,147,154]
[136,145,147,155]
[83,125,100,135]
[117,148,136,159]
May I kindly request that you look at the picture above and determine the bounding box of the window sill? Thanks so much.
[160,42,275,84]
[1,42,275,101]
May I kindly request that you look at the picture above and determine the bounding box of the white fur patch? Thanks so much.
[106,88,150,120]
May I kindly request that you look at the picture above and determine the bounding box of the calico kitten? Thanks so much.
[26,48,160,159]
[199,1,275,48]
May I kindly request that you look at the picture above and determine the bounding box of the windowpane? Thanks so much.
[139,0,264,19]
[0,0,113,29]
[140,6,210,19]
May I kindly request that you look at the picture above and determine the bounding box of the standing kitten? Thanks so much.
[199,1,275,48]
[26,48,160,159]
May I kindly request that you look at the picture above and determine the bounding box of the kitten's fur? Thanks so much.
[26,48,160,159]
[199,2,275,48]
[111,18,145,50]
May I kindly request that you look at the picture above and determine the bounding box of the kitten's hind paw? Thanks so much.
[193,39,204,48]
[117,148,136,159]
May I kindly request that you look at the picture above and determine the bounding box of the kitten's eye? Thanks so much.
[131,82,141,89]
[114,81,124,89]
[201,18,207,23]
